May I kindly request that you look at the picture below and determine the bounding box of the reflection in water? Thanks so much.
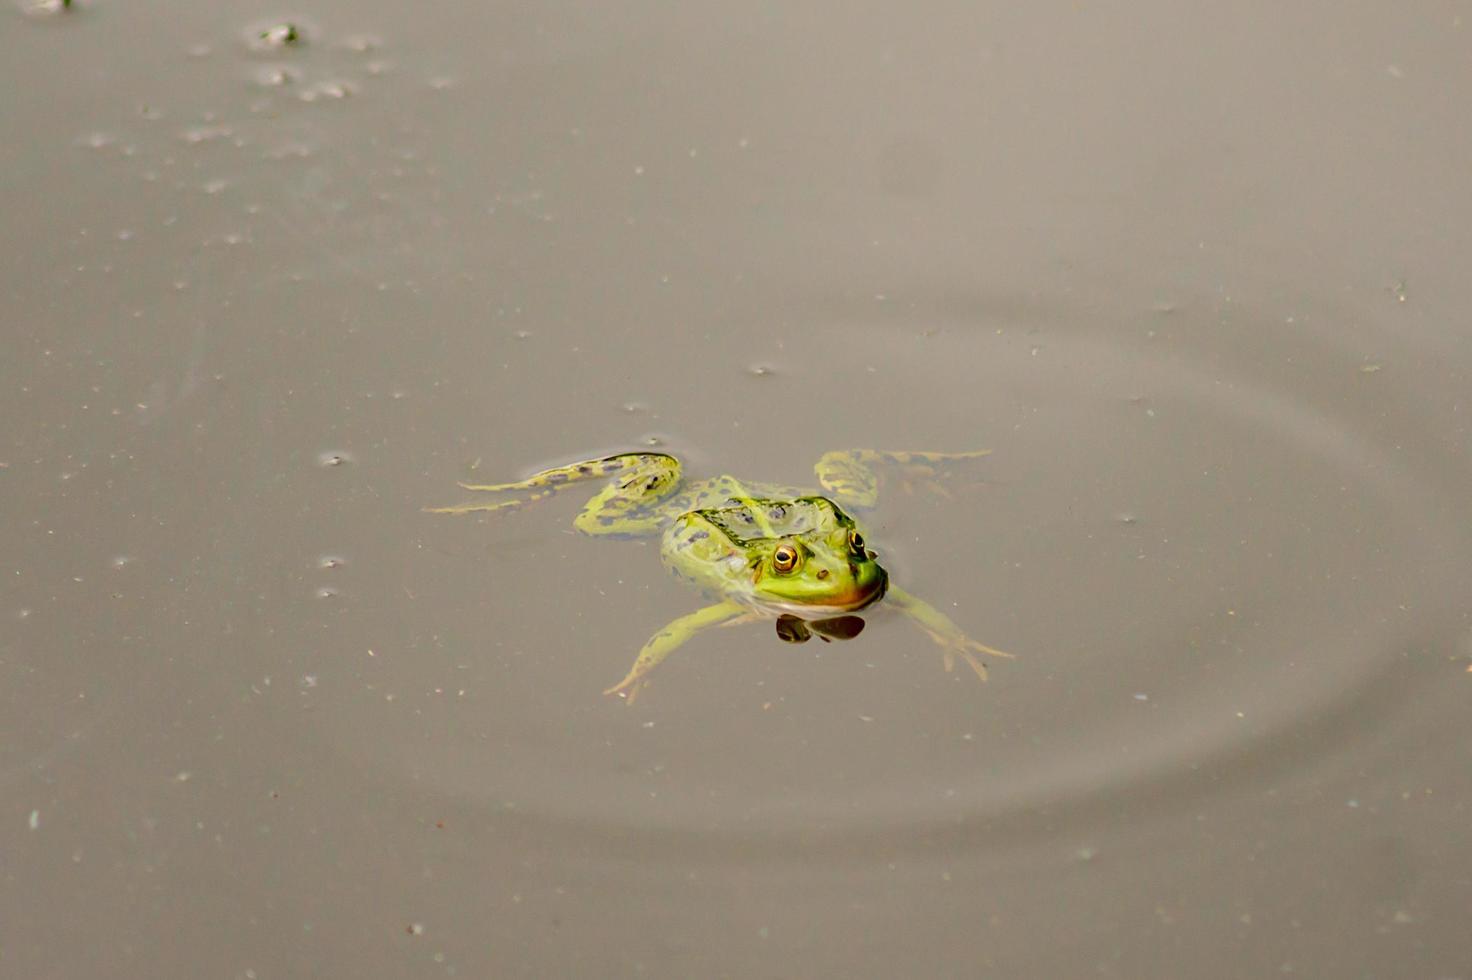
[775,613,867,643]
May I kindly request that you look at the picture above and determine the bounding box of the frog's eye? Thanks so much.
[772,544,799,573]
[848,530,866,554]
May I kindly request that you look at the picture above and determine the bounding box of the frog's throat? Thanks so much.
[750,570,888,619]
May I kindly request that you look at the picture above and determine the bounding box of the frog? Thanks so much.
[426,449,1012,702]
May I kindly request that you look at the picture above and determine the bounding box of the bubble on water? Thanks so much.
[1114,513,1139,525]
[318,555,346,570]
[255,65,298,88]
[642,434,667,448]
[299,80,355,103]
[22,0,74,18]
[315,587,339,600]
[181,125,234,145]
[266,143,312,161]
[76,132,115,150]
[621,402,647,415]
[747,364,778,378]
[340,33,382,53]
[203,179,228,195]
[318,451,353,467]
[111,555,134,569]
[116,229,134,241]
[16,609,32,621]
[299,674,319,689]
[250,22,304,51]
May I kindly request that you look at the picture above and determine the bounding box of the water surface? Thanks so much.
[4,2,1471,977]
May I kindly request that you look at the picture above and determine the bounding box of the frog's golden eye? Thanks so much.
[848,530,865,554]
[772,544,799,573]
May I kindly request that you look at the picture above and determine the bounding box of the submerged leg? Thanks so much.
[604,600,747,703]
[424,453,680,534]
[814,449,992,508]
[885,585,1014,682]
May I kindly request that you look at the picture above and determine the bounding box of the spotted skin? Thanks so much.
[427,449,1008,700]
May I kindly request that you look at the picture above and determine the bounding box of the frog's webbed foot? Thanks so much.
[897,466,952,500]
[885,585,1013,684]
[603,672,654,704]
[815,449,991,507]
[933,633,1015,682]
[604,600,747,704]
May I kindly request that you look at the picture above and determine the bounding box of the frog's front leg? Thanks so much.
[814,449,992,508]
[885,585,1013,682]
[604,600,749,704]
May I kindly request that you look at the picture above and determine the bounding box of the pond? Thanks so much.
[4,2,1470,976]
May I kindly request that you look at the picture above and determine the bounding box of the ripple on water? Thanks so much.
[329,301,1471,855]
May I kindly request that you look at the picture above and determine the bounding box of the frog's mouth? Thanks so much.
[757,566,889,619]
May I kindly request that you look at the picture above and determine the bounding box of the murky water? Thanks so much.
[5,2,1471,977]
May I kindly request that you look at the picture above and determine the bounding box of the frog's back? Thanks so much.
[674,475,805,513]
[662,495,859,599]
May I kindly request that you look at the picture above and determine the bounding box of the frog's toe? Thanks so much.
[603,677,648,704]
[603,669,650,702]
[942,646,990,682]
[456,480,518,492]
[926,479,955,499]
[963,636,1015,660]
[422,498,528,516]
[937,635,1013,682]
[901,478,955,499]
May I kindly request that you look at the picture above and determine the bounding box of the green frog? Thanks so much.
[427,449,1012,702]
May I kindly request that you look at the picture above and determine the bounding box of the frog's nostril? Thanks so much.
[816,569,830,580]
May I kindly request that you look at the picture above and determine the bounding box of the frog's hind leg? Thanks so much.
[815,449,992,507]
[885,585,1014,683]
[604,599,747,704]
[569,454,685,536]
[423,453,679,525]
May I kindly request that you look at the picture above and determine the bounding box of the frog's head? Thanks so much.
[746,521,888,618]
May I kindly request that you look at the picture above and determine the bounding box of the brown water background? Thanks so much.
[4,2,1471,977]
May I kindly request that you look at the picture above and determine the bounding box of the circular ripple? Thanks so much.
[343,307,1471,852]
